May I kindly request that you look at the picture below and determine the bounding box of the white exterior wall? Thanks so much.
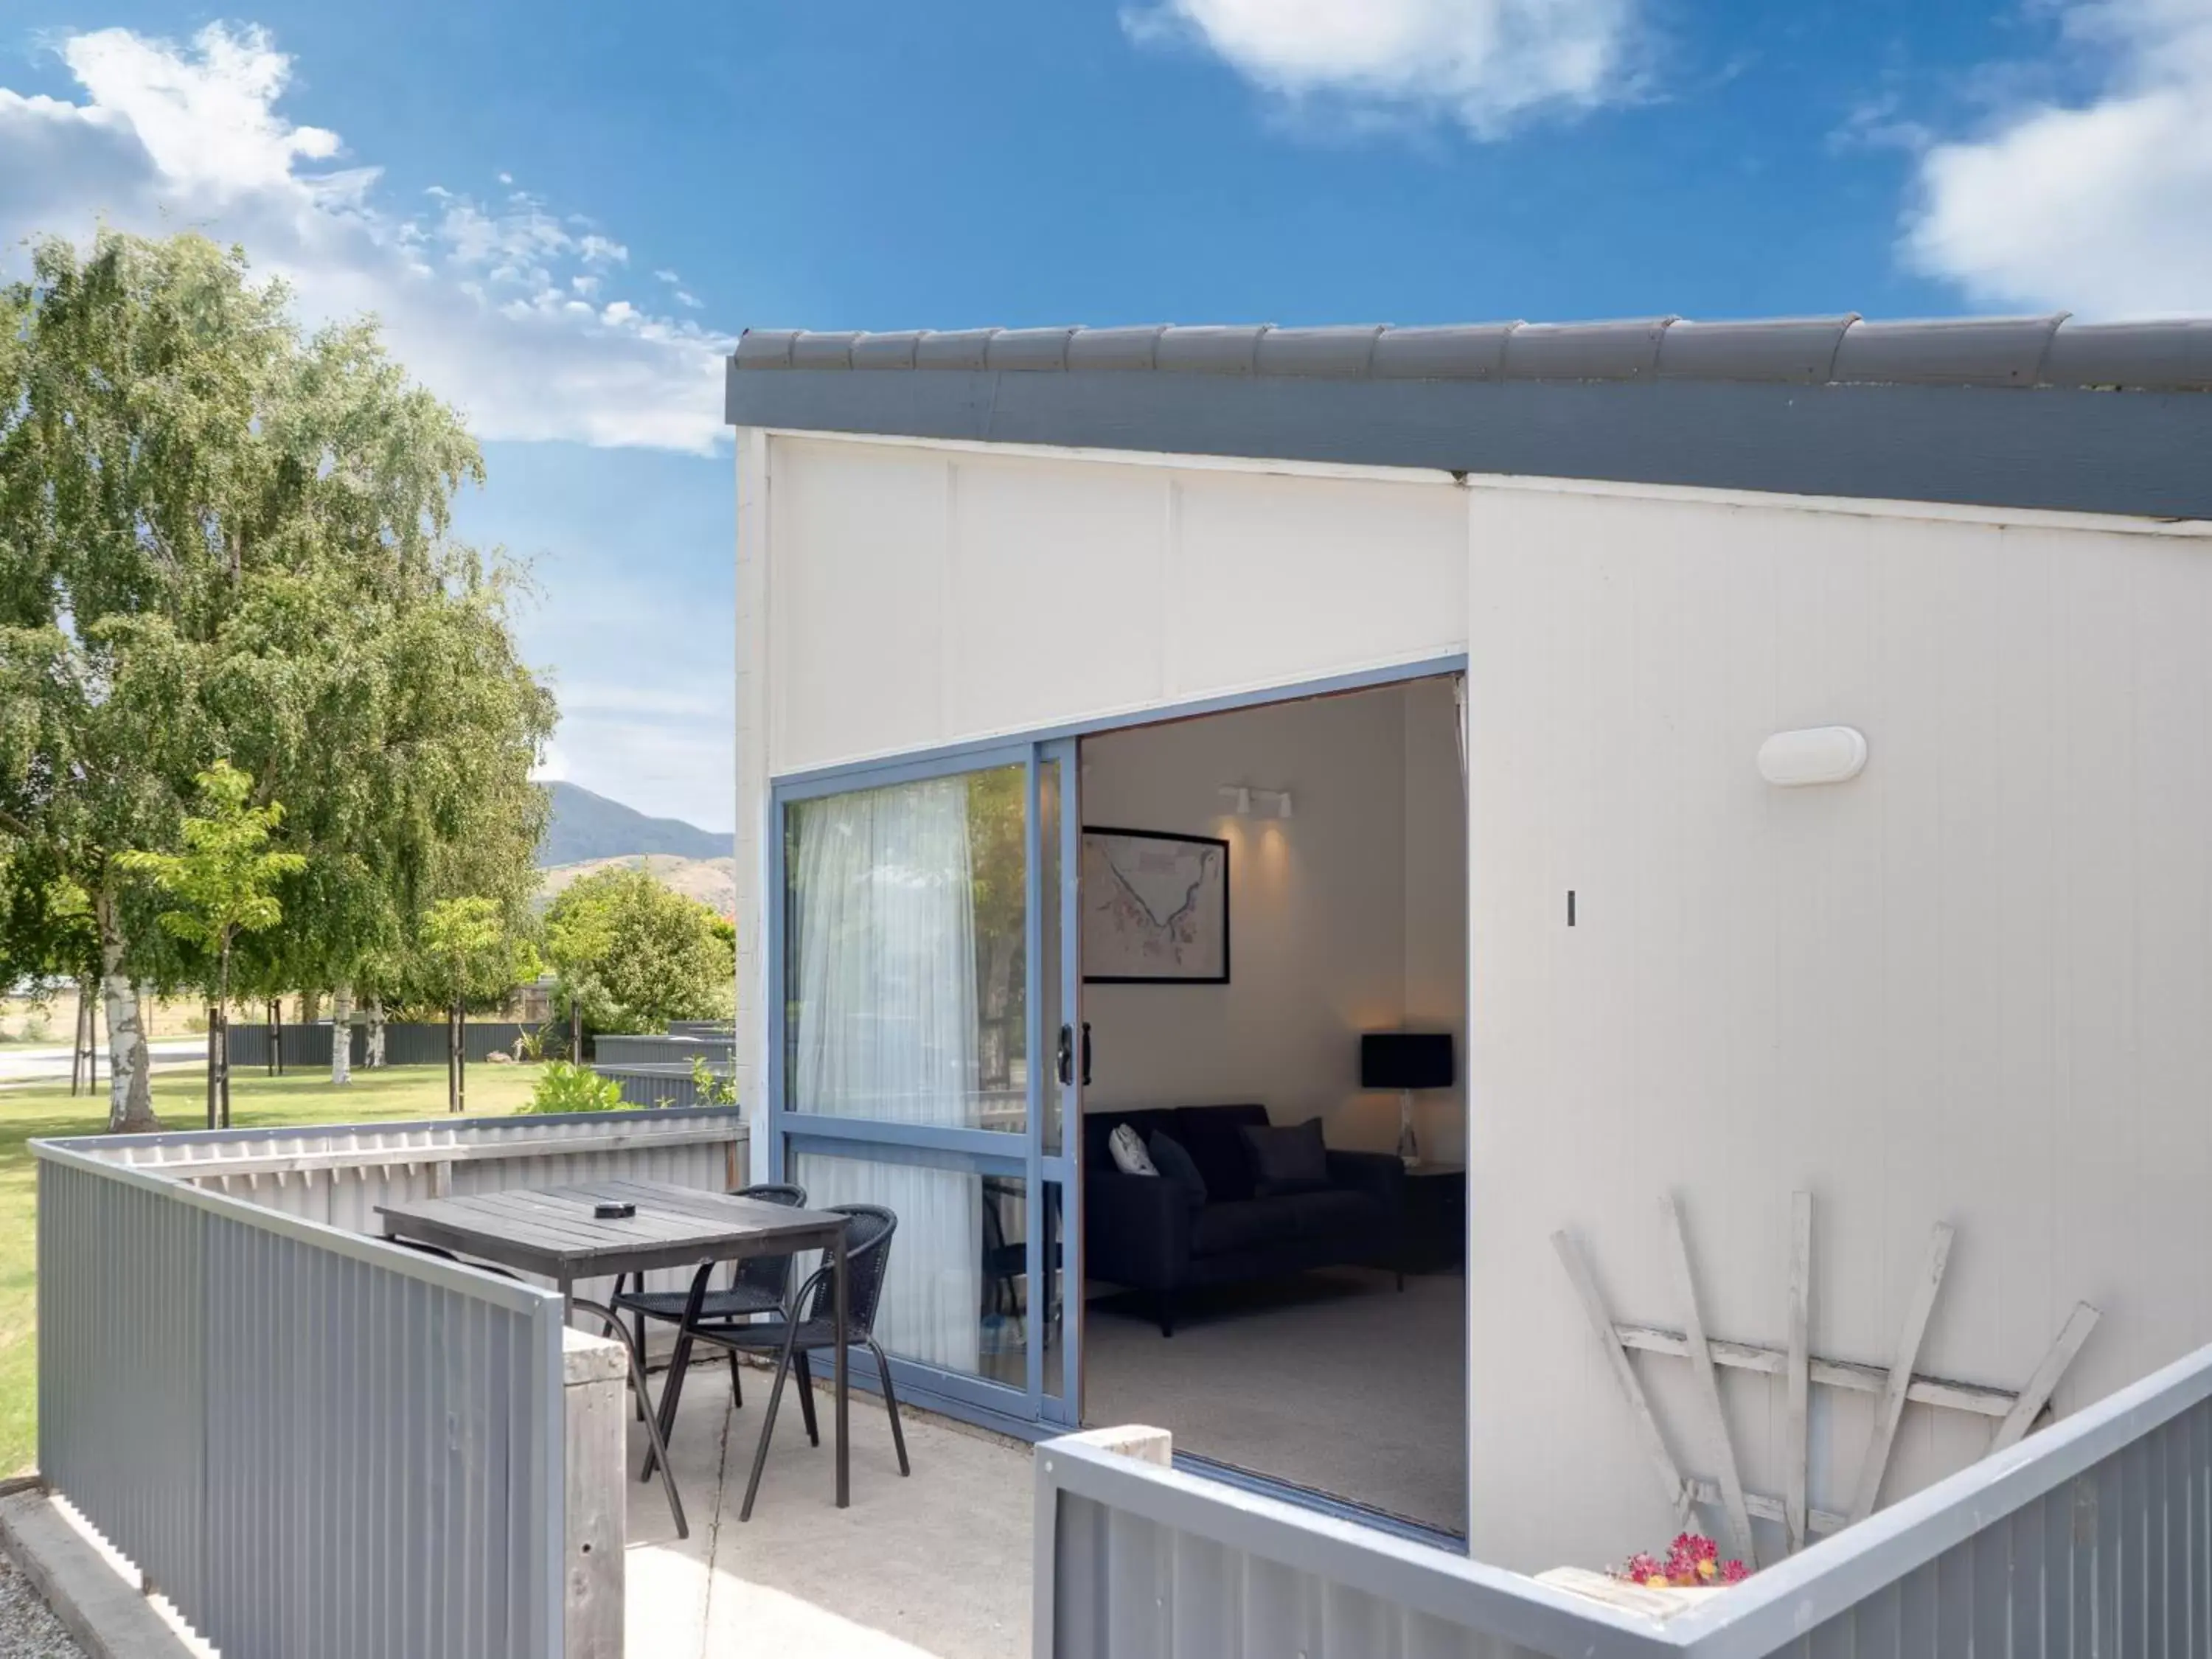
[1466,484,2212,1571]
[734,425,2212,1570]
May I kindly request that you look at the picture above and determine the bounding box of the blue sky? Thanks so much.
[4,1,2207,830]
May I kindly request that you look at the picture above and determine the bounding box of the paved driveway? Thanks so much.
[0,1040,205,1089]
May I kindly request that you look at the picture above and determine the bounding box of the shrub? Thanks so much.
[526,1061,626,1114]
[690,1054,737,1107]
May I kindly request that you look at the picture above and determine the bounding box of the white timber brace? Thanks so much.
[1554,1192,2101,1565]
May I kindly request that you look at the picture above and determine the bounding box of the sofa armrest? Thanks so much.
[1326,1150,1408,1215]
[1084,1171,1192,1290]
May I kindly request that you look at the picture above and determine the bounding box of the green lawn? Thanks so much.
[0,1063,538,1475]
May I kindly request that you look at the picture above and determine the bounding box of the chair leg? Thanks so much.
[739,1329,799,1522]
[630,1276,650,1420]
[869,1339,911,1477]
[1157,1290,1175,1338]
[728,1349,745,1408]
[645,1321,697,1483]
[571,1299,687,1541]
[793,1349,821,1447]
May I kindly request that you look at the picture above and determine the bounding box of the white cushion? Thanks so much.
[1107,1124,1158,1177]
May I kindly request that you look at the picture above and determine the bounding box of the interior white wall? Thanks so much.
[1079,681,1467,1157]
[762,436,1468,776]
[1465,482,2212,1573]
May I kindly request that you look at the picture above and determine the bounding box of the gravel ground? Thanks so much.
[0,1551,84,1657]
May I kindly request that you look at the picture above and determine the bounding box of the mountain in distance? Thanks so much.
[539,853,736,917]
[538,782,729,866]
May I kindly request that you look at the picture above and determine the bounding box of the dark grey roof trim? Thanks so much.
[734,315,2212,391]
[728,314,2212,521]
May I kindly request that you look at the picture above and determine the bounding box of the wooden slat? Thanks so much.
[1661,1194,1756,1564]
[1848,1222,1954,1523]
[1786,1191,1812,1556]
[1990,1302,2101,1452]
[1552,1231,1691,1523]
[1683,1476,1848,1538]
[1612,1325,2020,1417]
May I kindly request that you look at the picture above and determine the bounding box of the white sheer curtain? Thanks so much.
[791,775,983,1374]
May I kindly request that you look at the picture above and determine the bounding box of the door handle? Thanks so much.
[1080,1022,1093,1088]
[1056,1025,1074,1088]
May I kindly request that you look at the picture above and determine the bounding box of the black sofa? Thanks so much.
[1082,1103,1407,1335]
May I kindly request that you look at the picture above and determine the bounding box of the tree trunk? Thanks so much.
[71,981,90,1096]
[96,889,157,1132]
[448,998,462,1113]
[366,996,386,1069]
[570,993,582,1064]
[267,1001,280,1076]
[302,987,321,1025]
[217,942,232,1129]
[330,981,353,1086]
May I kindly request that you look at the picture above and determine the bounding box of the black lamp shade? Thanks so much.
[1360,1032,1454,1091]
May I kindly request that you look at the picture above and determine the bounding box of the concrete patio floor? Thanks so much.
[623,1360,1033,1658]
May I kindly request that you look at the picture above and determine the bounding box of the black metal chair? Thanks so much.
[612,1181,807,1408]
[678,1203,909,1520]
[389,1237,689,1538]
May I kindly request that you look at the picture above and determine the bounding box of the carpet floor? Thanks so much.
[1081,1267,1467,1534]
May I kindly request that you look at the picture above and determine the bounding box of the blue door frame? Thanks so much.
[764,650,1470,1438]
[768,737,1083,1430]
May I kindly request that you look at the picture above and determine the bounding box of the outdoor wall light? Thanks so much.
[1757,726,1868,787]
[1219,785,1294,819]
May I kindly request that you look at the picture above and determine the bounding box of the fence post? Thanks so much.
[563,1329,625,1658]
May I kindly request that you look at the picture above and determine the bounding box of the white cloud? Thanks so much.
[0,23,733,450]
[1904,0,2212,316]
[1124,0,1644,137]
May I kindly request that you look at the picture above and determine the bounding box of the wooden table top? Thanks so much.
[375,1179,847,1281]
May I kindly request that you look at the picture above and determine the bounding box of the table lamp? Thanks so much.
[1360,1032,1455,1167]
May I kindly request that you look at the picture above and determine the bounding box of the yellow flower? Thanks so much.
[1697,1559,1718,1582]
[1645,1575,1669,1589]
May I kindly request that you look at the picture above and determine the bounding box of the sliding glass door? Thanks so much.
[771,740,1080,1428]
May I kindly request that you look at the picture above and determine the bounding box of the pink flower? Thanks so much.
[1721,1559,1750,1584]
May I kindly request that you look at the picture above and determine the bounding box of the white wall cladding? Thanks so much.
[1464,484,2212,1572]
[760,437,1468,774]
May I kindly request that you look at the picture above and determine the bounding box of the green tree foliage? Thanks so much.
[420,894,539,1113]
[543,868,734,1036]
[0,229,554,1125]
[116,761,305,1127]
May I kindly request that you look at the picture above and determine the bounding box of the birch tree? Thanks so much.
[2,229,554,1119]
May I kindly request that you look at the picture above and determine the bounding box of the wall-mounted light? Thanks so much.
[1219,784,1294,819]
[1757,726,1868,787]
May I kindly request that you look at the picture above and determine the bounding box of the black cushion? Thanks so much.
[1242,1117,1330,1197]
[1191,1200,1299,1258]
[1147,1130,1208,1208]
[1172,1105,1270,1203]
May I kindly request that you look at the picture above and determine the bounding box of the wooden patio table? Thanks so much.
[376,1179,855,1514]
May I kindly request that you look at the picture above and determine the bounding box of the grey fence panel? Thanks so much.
[225,1020,557,1069]
[35,1144,564,1659]
[666,1019,733,1039]
[38,1160,208,1614]
[1041,1338,2212,1659]
[591,1032,733,1067]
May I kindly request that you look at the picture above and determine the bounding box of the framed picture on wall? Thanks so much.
[1081,827,1231,984]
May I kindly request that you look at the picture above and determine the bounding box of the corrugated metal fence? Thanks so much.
[37,1143,565,1659]
[1039,1338,2212,1658]
[34,1107,750,1658]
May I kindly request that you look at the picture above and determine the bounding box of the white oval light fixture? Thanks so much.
[1757,726,1868,787]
